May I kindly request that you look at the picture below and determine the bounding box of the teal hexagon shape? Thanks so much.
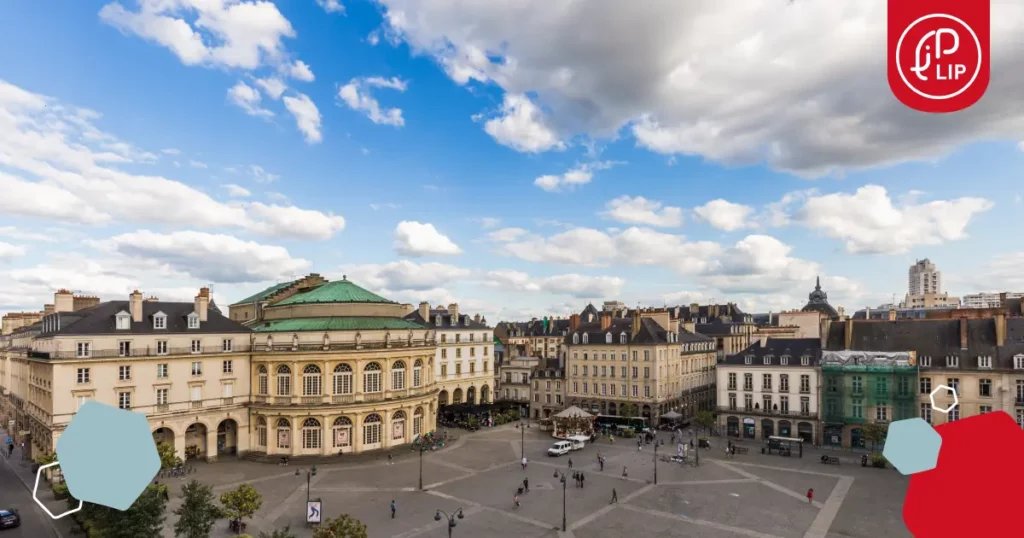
[882,417,942,476]
[56,401,159,510]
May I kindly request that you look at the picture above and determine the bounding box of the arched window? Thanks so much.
[392,410,406,440]
[256,416,267,448]
[413,359,423,387]
[276,418,291,449]
[605,332,612,344]
[363,413,382,446]
[333,364,353,395]
[363,362,382,393]
[302,364,322,396]
[332,416,352,448]
[391,360,406,390]
[413,407,424,436]
[301,418,321,450]
[620,332,627,344]
[582,333,589,344]
[572,334,579,344]
[276,365,291,396]
[257,365,268,395]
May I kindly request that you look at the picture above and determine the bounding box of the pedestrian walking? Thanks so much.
[568,457,573,469]
[514,493,520,509]
[387,452,394,465]
[599,457,605,471]
[573,471,579,487]
[622,466,628,478]
[807,488,814,503]
[522,456,528,469]
[391,500,397,519]
[6,443,11,458]
[523,477,529,492]
[580,472,585,489]
[610,488,618,504]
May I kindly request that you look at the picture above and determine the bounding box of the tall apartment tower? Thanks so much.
[908,259,942,296]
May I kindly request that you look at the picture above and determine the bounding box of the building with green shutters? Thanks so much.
[820,351,917,449]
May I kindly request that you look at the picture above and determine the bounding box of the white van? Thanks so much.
[548,441,572,456]
[567,435,588,451]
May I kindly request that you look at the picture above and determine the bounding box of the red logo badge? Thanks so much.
[888,0,990,113]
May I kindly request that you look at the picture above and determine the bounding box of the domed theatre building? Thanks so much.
[231,274,438,457]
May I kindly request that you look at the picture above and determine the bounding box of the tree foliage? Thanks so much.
[174,479,222,538]
[862,423,889,451]
[220,484,263,525]
[693,410,715,435]
[81,484,167,538]
[258,527,297,538]
[620,404,638,418]
[312,514,368,538]
[157,441,182,469]
[34,452,57,465]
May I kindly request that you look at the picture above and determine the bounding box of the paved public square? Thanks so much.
[27,424,912,538]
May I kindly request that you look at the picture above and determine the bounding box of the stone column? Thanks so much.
[353,413,363,454]
[174,433,187,462]
[205,429,218,463]
[321,415,329,456]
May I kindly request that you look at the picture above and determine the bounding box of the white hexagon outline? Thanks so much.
[33,461,82,520]
[929,384,959,414]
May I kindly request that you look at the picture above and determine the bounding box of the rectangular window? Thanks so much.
[191,386,202,402]
[762,374,772,391]
[728,393,736,410]
[979,356,991,368]
[980,405,992,414]
[851,376,863,393]
[118,391,131,410]
[621,384,626,396]
[728,373,737,390]
[441,364,448,377]
[644,385,650,398]
[191,340,201,353]
[780,395,789,414]
[191,361,202,376]
[223,360,233,374]
[743,374,753,391]
[456,348,462,359]
[920,403,932,423]
[118,341,132,357]
[76,342,91,358]
[156,340,168,355]
[946,356,959,368]
[762,395,771,411]
[156,388,168,405]
[851,399,863,418]
[800,375,810,393]
[392,368,406,390]
[222,339,233,352]
[1016,356,1024,370]
[188,315,199,329]
[76,368,90,384]
[948,407,960,421]
[1017,409,1024,428]
[876,405,888,421]
[632,385,638,397]
[643,367,650,379]
[441,349,447,359]
[470,347,476,357]
[154,315,166,329]
[800,396,810,415]
[920,377,932,394]
[157,363,168,378]
[947,378,959,396]
[744,394,753,409]
[572,382,578,394]
[76,395,89,411]
[118,365,131,381]
[583,383,588,394]
[780,374,789,392]
[980,379,992,397]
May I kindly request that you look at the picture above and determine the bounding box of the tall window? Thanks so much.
[800,375,810,393]
[277,418,291,449]
[332,417,352,448]
[920,377,932,394]
[851,376,863,393]
[76,368,90,384]
[413,359,423,387]
[392,361,406,390]
[920,403,932,423]
[363,414,382,445]
[276,365,292,396]
[780,374,789,392]
[302,365,322,396]
[256,417,267,448]
[76,342,91,358]
[728,373,736,390]
[118,391,131,410]
[157,363,168,378]
[257,365,268,395]
[333,364,353,395]
[364,362,382,393]
[392,410,406,441]
[301,418,322,449]
[119,365,131,381]
[413,407,423,436]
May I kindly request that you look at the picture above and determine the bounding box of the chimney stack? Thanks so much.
[569,314,580,331]
[448,303,459,321]
[844,320,853,350]
[600,313,611,331]
[632,314,642,336]
[418,302,430,322]
[43,304,54,315]
[130,290,143,322]
[474,313,481,323]
[996,314,1007,347]
[53,289,74,313]
[195,287,210,322]
[959,317,968,350]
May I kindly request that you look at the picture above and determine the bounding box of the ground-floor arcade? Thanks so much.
[148,407,250,463]
[721,414,817,445]
[436,381,492,407]
[568,398,687,422]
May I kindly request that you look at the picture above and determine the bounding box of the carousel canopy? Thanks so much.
[554,405,593,419]
[660,410,683,419]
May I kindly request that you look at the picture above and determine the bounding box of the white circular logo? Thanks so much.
[896,13,982,100]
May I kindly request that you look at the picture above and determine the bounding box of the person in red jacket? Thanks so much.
[806,488,813,503]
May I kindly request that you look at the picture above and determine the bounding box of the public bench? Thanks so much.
[732,446,748,455]
[821,456,840,465]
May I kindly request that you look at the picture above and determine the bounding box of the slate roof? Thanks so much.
[723,338,821,367]
[274,278,395,306]
[694,319,744,336]
[801,277,839,319]
[251,317,426,333]
[404,309,490,330]
[231,279,299,306]
[673,303,749,324]
[679,328,714,343]
[45,301,250,336]
[565,317,674,345]
[580,303,600,322]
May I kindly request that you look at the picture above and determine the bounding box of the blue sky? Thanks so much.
[0,0,1022,321]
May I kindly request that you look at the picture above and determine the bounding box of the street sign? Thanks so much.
[306,501,321,524]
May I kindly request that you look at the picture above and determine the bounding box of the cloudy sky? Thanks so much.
[1,0,1023,322]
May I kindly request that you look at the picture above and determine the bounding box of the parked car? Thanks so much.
[547,441,572,456]
[0,509,20,529]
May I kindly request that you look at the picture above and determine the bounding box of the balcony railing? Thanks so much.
[155,404,170,413]
[189,401,203,409]
[252,340,434,353]
[252,386,436,407]
[28,345,251,360]
[221,397,234,406]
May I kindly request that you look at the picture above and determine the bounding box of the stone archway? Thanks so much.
[466,386,476,405]
[607,402,618,416]
[761,419,775,440]
[453,388,464,404]
[217,419,238,456]
[185,423,208,460]
[480,385,490,404]
[439,390,449,406]
[152,426,174,446]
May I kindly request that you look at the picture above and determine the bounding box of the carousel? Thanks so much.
[551,406,595,439]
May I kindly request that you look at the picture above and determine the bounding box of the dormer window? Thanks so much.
[153,312,167,330]
[582,334,589,344]
[920,356,932,367]
[978,356,992,369]
[1014,355,1024,370]
[800,355,810,366]
[435,315,442,326]
[620,333,627,344]
[780,355,790,366]
[763,355,772,365]
[605,333,612,344]
[187,312,200,329]
[464,317,470,326]
[744,355,753,365]
[946,355,959,368]
[572,334,579,344]
[115,310,131,330]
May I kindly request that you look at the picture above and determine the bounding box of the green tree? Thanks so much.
[258,527,297,538]
[174,479,222,538]
[862,423,889,452]
[220,484,263,528]
[620,404,637,418]
[156,442,182,469]
[693,410,715,436]
[312,514,368,538]
[84,484,167,538]
[34,452,57,465]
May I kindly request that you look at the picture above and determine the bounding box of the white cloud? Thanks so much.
[375,0,1024,176]
[370,203,400,210]
[472,217,501,229]
[316,0,345,14]
[487,227,528,242]
[255,77,287,99]
[227,81,272,117]
[692,199,755,232]
[394,221,462,257]
[0,242,27,262]
[484,94,564,153]
[222,184,251,197]
[189,160,207,168]
[603,196,683,227]
[971,252,1024,292]
[266,192,289,203]
[288,60,315,82]
[249,165,279,183]
[100,0,300,72]
[0,79,344,240]
[534,160,619,192]
[486,270,625,298]
[367,31,380,45]
[345,260,471,291]
[283,92,323,143]
[161,148,180,155]
[793,185,993,254]
[338,76,408,126]
[0,226,69,243]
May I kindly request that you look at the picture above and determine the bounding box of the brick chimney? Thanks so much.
[569,314,580,331]
[418,301,430,322]
[600,313,611,331]
[72,295,101,311]
[194,287,210,322]
[43,304,54,315]
[959,317,968,350]
[53,289,74,313]
[632,314,642,336]
[448,303,459,320]
[995,314,1006,347]
[844,320,853,349]
[129,290,143,322]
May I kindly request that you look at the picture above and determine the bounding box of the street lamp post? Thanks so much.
[653,442,658,485]
[518,419,530,457]
[295,465,317,504]
[434,508,464,538]
[418,444,426,490]
[552,470,568,532]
